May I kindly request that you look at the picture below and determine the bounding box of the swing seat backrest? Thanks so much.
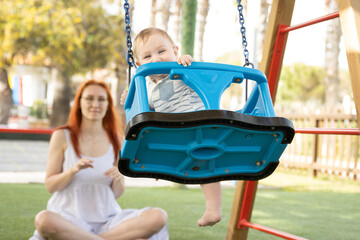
[124,62,274,121]
[120,62,294,184]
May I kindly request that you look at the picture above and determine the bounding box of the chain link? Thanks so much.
[237,0,254,68]
[124,0,136,68]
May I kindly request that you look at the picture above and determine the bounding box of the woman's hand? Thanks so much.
[177,54,193,67]
[104,166,123,182]
[72,158,94,174]
[106,166,125,198]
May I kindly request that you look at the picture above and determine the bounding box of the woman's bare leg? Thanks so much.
[197,182,222,227]
[99,208,168,240]
[34,210,103,240]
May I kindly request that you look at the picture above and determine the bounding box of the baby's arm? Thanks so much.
[120,89,128,106]
[177,54,193,67]
[120,88,154,110]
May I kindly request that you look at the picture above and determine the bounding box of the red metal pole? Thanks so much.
[237,181,257,229]
[281,12,339,33]
[296,128,360,135]
[0,128,53,134]
[240,220,309,240]
[267,24,288,99]
[267,11,340,100]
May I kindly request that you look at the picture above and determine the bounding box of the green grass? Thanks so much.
[1,170,360,240]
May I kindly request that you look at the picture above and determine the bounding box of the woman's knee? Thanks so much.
[34,210,59,235]
[154,208,168,226]
[143,208,168,230]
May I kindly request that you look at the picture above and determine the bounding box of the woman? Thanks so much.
[30,80,168,240]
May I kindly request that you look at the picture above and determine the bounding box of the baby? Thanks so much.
[121,27,221,227]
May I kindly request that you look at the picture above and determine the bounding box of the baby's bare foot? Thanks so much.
[197,208,221,227]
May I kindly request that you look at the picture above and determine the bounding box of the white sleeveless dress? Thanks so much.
[30,129,168,239]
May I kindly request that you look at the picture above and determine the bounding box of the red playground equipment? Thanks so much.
[226,0,360,239]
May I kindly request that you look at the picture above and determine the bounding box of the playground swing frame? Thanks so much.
[228,1,360,239]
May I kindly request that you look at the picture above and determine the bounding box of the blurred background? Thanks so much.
[0,0,358,179]
[0,0,354,128]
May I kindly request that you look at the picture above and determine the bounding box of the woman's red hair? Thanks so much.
[56,79,122,161]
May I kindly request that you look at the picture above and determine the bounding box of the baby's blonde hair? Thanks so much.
[133,27,175,61]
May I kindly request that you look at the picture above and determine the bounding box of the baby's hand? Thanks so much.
[177,55,193,67]
[120,89,128,106]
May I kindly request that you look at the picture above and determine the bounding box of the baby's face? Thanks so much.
[136,33,178,66]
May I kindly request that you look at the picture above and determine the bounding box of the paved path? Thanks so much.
[0,140,236,187]
[0,140,48,172]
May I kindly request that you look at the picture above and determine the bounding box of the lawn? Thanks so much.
[0,169,359,240]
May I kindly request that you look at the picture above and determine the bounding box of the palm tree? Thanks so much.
[256,0,271,67]
[324,0,341,111]
[171,0,182,44]
[151,0,172,31]
[0,68,13,124]
[181,0,197,56]
[150,0,157,27]
[195,0,209,61]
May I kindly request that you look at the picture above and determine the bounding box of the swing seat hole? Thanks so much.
[190,146,223,160]
[192,166,200,171]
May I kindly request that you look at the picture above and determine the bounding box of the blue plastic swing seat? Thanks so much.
[118,62,294,184]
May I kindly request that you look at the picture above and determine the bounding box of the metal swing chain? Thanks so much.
[236,0,254,101]
[124,0,136,84]
[236,0,254,69]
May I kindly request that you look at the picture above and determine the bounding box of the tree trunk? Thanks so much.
[113,65,127,108]
[256,0,270,67]
[49,69,72,127]
[324,0,341,111]
[171,0,182,44]
[195,0,209,61]
[129,0,135,23]
[113,64,127,131]
[181,0,197,56]
[154,0,172,31]
[150,0,157,27]
[0,68,14,124]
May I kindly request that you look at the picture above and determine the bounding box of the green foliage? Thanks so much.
[30,99,49,119]
[0,0,125,75]
[277,63,326,103]
[181,0,197,56]
[1,0,127,126]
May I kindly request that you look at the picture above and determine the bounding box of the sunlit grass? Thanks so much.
[1,170,359,240]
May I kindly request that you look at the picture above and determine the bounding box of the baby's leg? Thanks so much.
[197,182,222,227]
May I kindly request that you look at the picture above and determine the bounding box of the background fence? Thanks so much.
[278,111,360,180]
